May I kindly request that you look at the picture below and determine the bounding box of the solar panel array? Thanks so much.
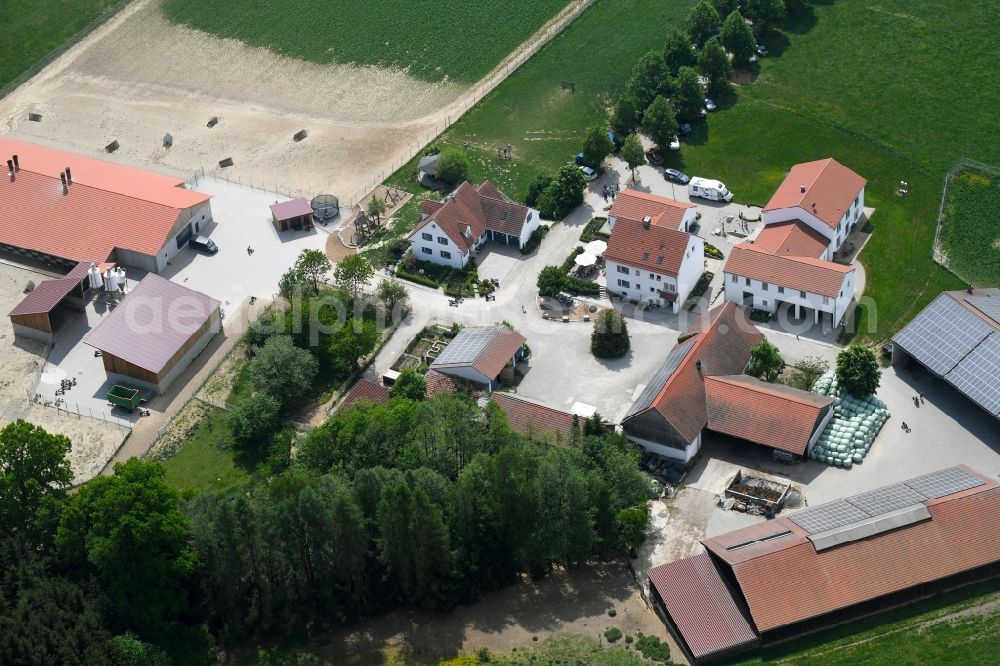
[904,466,985,500]
[624,337,696,417]
[893,294,993,375]
[432,327,499,366]
[789,467,986,535]
[966,295,1000,325]
[945,333,1000,416]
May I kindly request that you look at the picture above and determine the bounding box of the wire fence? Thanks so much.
[931,158,1000,282]
[27,390,134,434]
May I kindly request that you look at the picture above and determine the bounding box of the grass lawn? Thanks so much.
[0,0,123,91]
[726,578,1000,665]
[936,166,1000,287]
[160,0,571,84]
[160,406,252,495]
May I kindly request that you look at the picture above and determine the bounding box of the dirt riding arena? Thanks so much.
[0,0,589,206]
[0,263,124,484]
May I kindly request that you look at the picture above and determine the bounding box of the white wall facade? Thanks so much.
[606,236,704,313]
[627,431,702,463]
[723,269,854,325]
[409,220,473,269]
[762,187,865,259]
[517,208,542,246]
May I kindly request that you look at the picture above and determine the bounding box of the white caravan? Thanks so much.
[688,177,733,202]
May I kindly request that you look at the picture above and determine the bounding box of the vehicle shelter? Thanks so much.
[8,262,90,342]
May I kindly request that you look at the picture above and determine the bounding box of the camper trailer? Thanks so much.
[688,177,733,202]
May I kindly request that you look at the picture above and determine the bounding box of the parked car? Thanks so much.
[664,169,690,184]
[688,177,732,202]
[575,152,586,166]
[645,148,663,166]
[678,122,693,136]
[704,98,717,112]
[579,165,598,181]
[756,44,768,57]
[668,134,680,151]
[189,235,219,254]
[607,131,623,152]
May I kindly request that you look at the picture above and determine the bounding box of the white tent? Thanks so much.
[584,240,608,256]
[574,252,598,267]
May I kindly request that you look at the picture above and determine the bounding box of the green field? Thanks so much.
[937,167,1000,287]
[0,0,123,92]
[161,0,571,84]
[159,406,252,495]
[726,578,1000,665]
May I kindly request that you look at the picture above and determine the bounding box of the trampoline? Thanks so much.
[311,194,340,222]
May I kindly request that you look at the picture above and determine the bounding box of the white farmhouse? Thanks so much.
[407,181,540,269]
[604,191,704,313]
[762,157,866,258]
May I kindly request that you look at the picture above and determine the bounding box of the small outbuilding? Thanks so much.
[430,326,526,390]
[269,198,314,232]
[84,274,221,395]
[8,262,90,342]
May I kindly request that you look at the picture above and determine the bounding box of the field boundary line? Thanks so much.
[931,158,1000,284]
[0,0,132,102]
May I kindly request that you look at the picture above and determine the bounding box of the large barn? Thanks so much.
[84,274,221,394]
[649,465,1000,663]
[0,137,212,273]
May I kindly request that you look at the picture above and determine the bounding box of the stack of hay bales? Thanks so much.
[807,371,890,468]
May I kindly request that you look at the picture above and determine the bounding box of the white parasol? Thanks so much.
[574,252,598,267]
[584,240,608,256]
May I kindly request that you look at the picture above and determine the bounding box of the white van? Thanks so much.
[688,177,733,202]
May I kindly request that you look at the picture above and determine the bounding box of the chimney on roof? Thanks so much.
[695,359,703,373]
[65,167,72,184]
[800,184,806,193]
[6,159,12,175]
[60,172,68,194]
[12,155,19,171]
[642,215,652,229]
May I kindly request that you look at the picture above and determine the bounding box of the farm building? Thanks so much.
[0,137,213,272]
[269,197,314,232]
[762,157,866,258]
[408,181,540,268]
[8,262,91,342]
[491,392,581,444]
[604,192,704,312]
[430,325,526,389]
[648,465,1000,663]
[891,288,1000,419]
[83,274,221,395]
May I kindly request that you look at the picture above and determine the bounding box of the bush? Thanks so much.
[704,243,724,259]
[749,307,771,322]
[395,269,440,289]
[635,632,670,662]
[520,224,549,254]
[607,607,617,617]
[523,174,552,208]
[560,247,586,273]
[689,271,714,300]
[229,393,281,449]
[537,266,566,297]
[604,627,623,643]
[564,276,600,296]
[592,310,630,358]
[580,217,611,243]
[436,146,471,185]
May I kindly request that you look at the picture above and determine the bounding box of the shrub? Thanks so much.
[635,632,670,662]
[229,393,281,448]
[625,634,633,644]
[564,276,600,296]
[537,266,565,297]
[523,174,552,208]
[704,243,724,259]
[580,217,611,243]
[560,247,586,273]
[607,607,617,617]
[689,271,714,300]
[395,269,440,289]
[604,627,623,643]
[520,224,549,254]
[749,307,771,322]
[592,310,630,358]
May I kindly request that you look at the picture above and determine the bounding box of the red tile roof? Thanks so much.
[752,221,829,258]
[626,303,764,443]
[702,467,1000,632]
[423,369,457,397]
[83,274,220,374]
[338,379,391,410]
[0,137,211,264]
[648,553,758,659]
[705,375,833,455]
[764,158,866,230]
[609,190,694,230]
[270,197,313,221]
[472,328,526,379]
[491,392,579,444]
[725,244,853,298]
[605,216,695,276]
[410,181,529,250]
[431,326,526,382]
[9,262,90,317]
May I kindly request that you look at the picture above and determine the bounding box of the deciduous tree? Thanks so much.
[620,134,646,182]
[581,124,615,169]
[663,29,695,75]
[376,278,409,315]
[248,335,318,408]
[672,66,704,121]
[698,36,732,92]
[537,163,587,220]
[591,309,630,358]
[721,11,757,65]
[625,50,671,110]
[643,95,680,152]
[389,369,426,401]
[747,339,784,382]
[836,345,881,397]
[686,0,722,47]
[293,249,331,294]
[610,94,639,137]
[334,254,375,298]
[745,0,786,37]
[229,393,281,448]
[436,146,471,185]
[328,319,379,376]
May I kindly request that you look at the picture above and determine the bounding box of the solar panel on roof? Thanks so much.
[945,333,1000,416]
[432,328,499,367]
[904,466,984,500]
[965,295,1000,325]
[893,294,993,376]
[624,337,696,418]
[847,483,925,516]
[788,500,869,535]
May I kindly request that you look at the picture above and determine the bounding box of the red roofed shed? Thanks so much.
[270,198,314,232]
[8,262,91,342]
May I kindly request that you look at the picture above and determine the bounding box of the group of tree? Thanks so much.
[526,163,588,220]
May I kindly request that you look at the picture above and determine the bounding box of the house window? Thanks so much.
[617,265,629,274]
[800,290,807,298]
[421,247,432,255]
[650,287,655,293]
[440,250,452,259]
[642,252,650,261]
[730,275,737,283]
[649,273,654,279]
[745,277,751,286]
[437,236,449,245]
[840,290,844,297]
[656,275,662,281]
[656,256,664,265]
[778,286,785,294]
[421,232,432,241]
[617,279,630,288]
[823,296,830,305]
[634,269,640,276]
[762,282,769,291]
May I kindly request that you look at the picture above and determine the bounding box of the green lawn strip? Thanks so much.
[727,577,1000,665]
[0,0,124,91]
[937,168,1000,287]
[160,406,252,495]
[160,0,571,84]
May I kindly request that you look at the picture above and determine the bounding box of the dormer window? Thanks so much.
[642,251,649,261]
[463,225,472,238]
